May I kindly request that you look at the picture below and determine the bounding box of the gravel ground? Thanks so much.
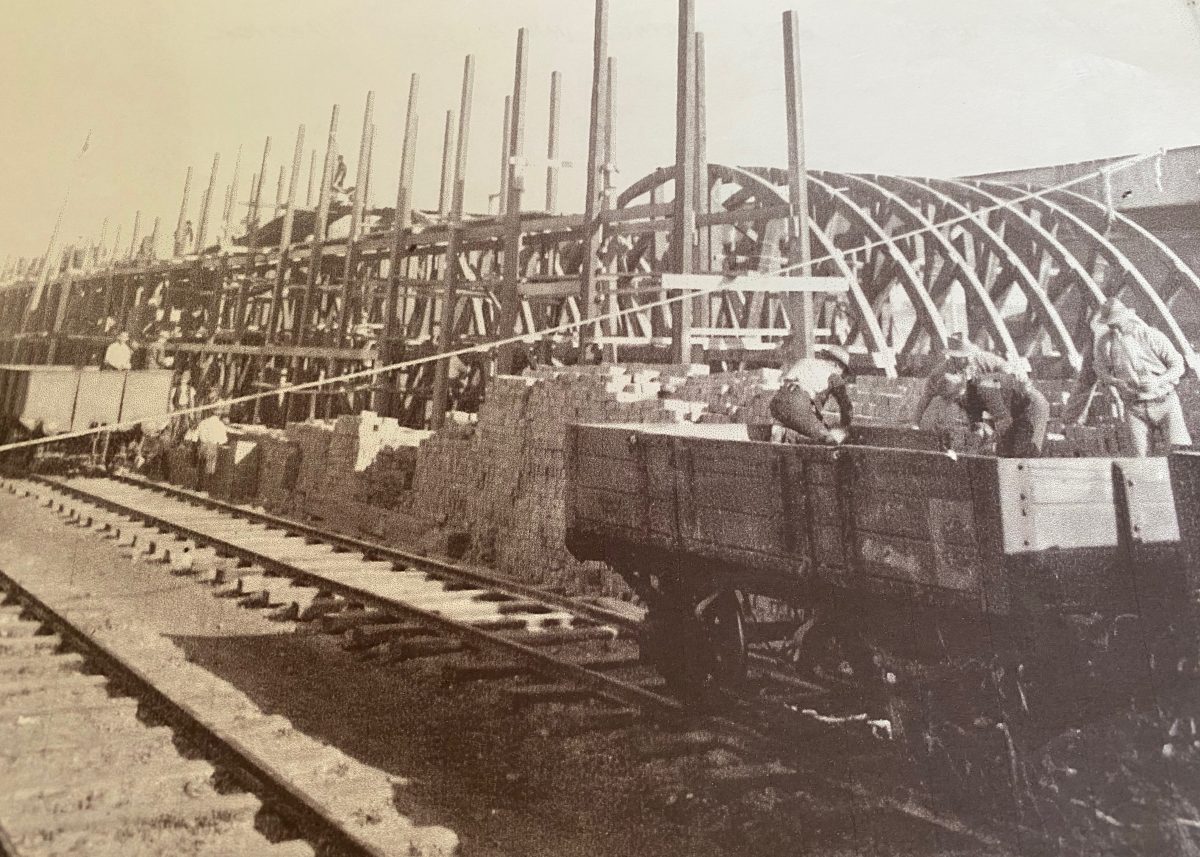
[0,487,981,857]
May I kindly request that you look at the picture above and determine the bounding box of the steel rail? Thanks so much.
[0,565,383,857]
[32,474,685,720]
[112,471,644,633]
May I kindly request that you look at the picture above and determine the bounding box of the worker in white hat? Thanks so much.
[770,343,854,445]
[1091,297,1190,456]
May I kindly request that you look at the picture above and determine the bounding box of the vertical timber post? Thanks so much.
[173,166,193,257]
[494,28,528,376]
[545,71,562,213]
[339,90,375,346]
[581,0,609,348]
[45,245,75,363]
[438,109,456,217]
[670,0,698,365]
[267,123,305,344]
[299,105,340,347]
[497,96,512,216]
[362,124,376,211]
[14,190,61,358]
[694,32,710,274]
[195,152,221,252]
[221,145,243,241]
[381,74,420,416]
[148,216,161,260]
[250,137,273,244]
[783,10,814,358]
[430,55,475,429]
[94,218,109,269]
[600,55,618,360]
[693,32,711,332]
[127,211,141,260]
[306,149,317,207]
[274,164,287,217]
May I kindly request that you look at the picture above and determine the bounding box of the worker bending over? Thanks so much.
[910,332,1014,427]
[770,345,853,445]
[1090,298,1190,456]
[936,370,1049,457]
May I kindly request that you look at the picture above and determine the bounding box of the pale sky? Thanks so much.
[3,0,1200,260]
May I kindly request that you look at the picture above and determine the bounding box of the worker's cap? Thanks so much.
[1096,297,1135,326]
[943,332,976,359]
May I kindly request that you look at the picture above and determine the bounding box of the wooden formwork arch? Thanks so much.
[875,174,1081,368]
[828,171,1017,361]
[970,179,1199,371]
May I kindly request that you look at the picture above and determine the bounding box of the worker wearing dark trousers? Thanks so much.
[942,371,1049,457]
[769,351,853,445]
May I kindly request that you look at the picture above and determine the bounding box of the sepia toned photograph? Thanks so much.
[2,1,1200,854]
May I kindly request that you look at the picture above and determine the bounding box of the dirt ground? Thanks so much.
[0,488,986,857]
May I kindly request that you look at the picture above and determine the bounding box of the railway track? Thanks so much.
[0,585,323,857]
[1,472,1016,855]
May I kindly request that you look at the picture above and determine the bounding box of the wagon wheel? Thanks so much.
[696,589,748,690]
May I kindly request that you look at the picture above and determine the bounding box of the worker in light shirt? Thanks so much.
[194,396,229,488]
[1090,298,1191,457]
[102,331,133,371]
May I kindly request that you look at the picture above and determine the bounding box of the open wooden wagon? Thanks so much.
[0,365,174,467]
[566,422,1200,801]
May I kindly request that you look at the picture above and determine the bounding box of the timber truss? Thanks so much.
[2,164,1198,425]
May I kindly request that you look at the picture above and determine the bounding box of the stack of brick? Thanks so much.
[285,420,336,514]
[164,444,198,490]
[408,423,480,556]
[254,431,300,516]
[207,427,264,504]
[443,366,724,595]
[285,413,432,541]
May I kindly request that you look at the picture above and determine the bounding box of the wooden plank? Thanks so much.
[600,202,674,223]
[574,453,652,493]
[854,491,929,539]
[690,470,782,515]
[689,507,783,554]
[1116,458,1179,544]
[1169,452,1200,591]
[660,273,848,294]
[699,203,793,227]
[71,370,125,430]
[850,448,974,499]
[812,524,846,568]
[855,531,982,594]
[573,489,676,543]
